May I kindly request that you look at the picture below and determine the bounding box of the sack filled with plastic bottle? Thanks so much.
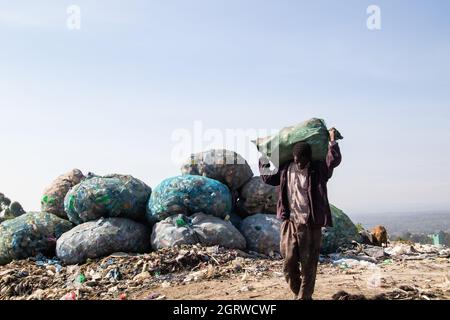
[321,205,361,254]
[41,169,86,219]
[239,206,360,256]
[151,213,246,250]
[253,118,331,168]
[236,177,278,217]
[56,217,151,265]
[146,175,232,224]
[64,174,151,225]
[239,213,281,256]
[0,212,73,265]
[180,149,253,191]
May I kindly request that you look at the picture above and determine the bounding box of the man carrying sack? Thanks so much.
[258,127,342,300]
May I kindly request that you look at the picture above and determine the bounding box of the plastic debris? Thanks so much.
[107,268,123,281]
[60,291,77,300]
[119,293,127,300]
[0,241,447,300]
[332,258,376,269]
[76,274,86,284]
[145,292,161,300]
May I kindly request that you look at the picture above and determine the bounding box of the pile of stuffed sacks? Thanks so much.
[0,149,361,266]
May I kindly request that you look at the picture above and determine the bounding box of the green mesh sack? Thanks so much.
[321,205,361,254]
[253,118,330,168]
[146,175,232,224]
[64,174,151,225]
[0,212,73,265]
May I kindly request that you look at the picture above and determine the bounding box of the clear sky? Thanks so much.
[1,1,449,216]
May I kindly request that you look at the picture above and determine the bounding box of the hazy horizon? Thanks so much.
[1,1,450,216]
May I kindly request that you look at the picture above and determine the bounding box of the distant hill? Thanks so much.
[348,211,450,236]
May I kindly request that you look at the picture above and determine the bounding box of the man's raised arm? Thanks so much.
[258,156,281,186]
[326,128,342,179]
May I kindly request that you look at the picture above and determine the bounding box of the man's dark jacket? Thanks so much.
[258,142,342,227]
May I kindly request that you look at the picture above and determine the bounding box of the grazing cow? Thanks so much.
[371,225,388,247]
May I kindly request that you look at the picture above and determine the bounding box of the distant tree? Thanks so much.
[9,201,25,217]
[0,192,25,222]
[1,196,11,207]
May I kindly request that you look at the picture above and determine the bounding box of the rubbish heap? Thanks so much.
[327,240,450,270]
[1,240,448,300]
[0,244,279,300]
[0,143,366,267]
[1,119,356,267]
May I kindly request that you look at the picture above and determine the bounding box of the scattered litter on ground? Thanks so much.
[0,241,448,300]
[0,244,279,300]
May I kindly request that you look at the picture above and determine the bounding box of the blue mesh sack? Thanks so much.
[0,212,73,265]
[64,174,151,225]
[146,175,232,224]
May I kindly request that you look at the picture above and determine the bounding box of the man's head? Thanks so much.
[292,141,312,169]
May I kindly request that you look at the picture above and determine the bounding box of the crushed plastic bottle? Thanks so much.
[176,218,187,227]
[76,274,86,284]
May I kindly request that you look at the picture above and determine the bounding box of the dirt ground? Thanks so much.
[131,257,450,300]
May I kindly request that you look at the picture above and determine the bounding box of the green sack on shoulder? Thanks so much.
[253,118,330,168]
